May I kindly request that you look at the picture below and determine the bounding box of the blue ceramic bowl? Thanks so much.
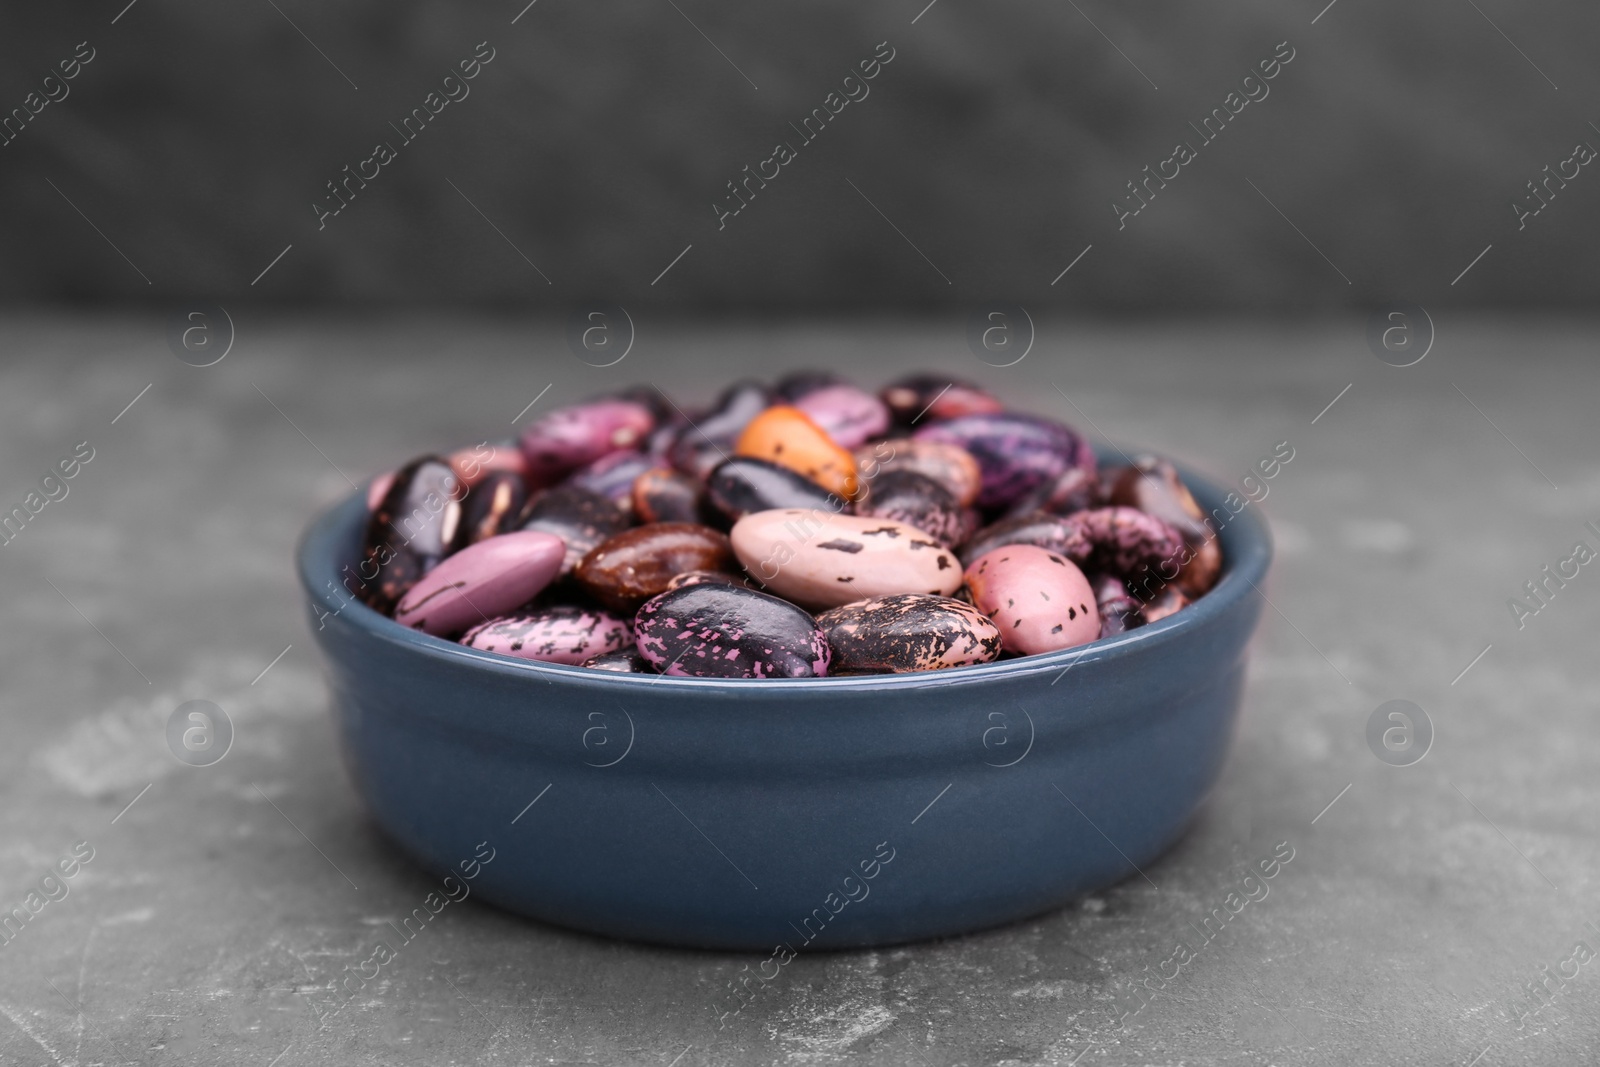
[297,459,1270,951]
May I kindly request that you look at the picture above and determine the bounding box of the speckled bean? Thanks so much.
[461,606,634,664]
[634,583,830,678]
[815,594,1003,673]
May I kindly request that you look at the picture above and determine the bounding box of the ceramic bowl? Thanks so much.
[296,457,1271,950]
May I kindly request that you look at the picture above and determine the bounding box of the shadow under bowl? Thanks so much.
[296,456,1272,950]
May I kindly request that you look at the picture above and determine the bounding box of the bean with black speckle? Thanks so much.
[816,594,1003,673]
[461,606,634,664]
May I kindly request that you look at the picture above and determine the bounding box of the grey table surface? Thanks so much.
[0,313,1596,1067]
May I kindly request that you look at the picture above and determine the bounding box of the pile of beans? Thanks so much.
[355,375,1222,678]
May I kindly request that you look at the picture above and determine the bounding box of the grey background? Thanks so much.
[0,320,1596,1065]
[0,0,1595,310]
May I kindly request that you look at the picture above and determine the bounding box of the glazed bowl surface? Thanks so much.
[297,455,1271,950]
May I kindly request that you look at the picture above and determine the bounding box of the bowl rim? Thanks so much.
[297,450,1273,692]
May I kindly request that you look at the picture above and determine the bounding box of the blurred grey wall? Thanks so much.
[0,0,1594,311]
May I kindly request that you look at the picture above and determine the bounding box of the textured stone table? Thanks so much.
[0,314,1595,1066]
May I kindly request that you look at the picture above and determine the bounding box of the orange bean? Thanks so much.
[733,406,859,499]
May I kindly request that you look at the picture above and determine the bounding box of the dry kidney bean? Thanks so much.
[631,467,710,525]
[853,469,969,548]
[360,456,465,614]
[461,605,633,665]
[964,545,1099,656]
[519,400,654,488]
[729,510,962,611]
[792,383,891,449]
[634,583,830,679]
[396,531,565,636]
[734,406,859,499]
[518,485,629,577]
[455,470,528,550]
[815,594,1002,673]
[706,457,842,523]
[575,523,737,614]
[1108,457,1221,597]
[914,413,1096,509]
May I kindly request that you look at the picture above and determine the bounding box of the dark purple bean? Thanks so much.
[634,583,829,679]
[914,413,1095,509]
[519,485,630,577]
[359,456,464,613]
[454,469,529,551]
[855,469,967,547]
[706,457,842,523]
[632,467,711,525]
